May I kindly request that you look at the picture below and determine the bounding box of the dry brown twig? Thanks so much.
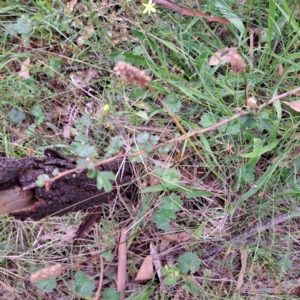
[117,228,127,300]
[152,0,230,25]
[203,207,300,259]
[43,62,300,189]
[93,225,104,300]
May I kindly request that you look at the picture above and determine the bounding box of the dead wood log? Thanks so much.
[0,149,135,221]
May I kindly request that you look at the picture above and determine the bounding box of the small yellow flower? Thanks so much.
[103,104,109,111]
[143,0,156,15]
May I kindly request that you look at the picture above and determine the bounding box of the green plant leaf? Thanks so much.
[74,134,88,143]
[178,252,201,274]
[128,286,155,300]
[161,168,181,190]
[9,108,26,123]
[36,174,50,188]
[96,171,115,192]
[87,169,97,179]
[162,265,180,285]
[158,144,171,154]
[105,135,123,158]
[136,111,149,120]
[160,194,183,213]
[35,277,57,293]
[26,123,36,136]
[102,288,120,300]
[277,257,292,272]
[75,115,92,133]
[218,119,240,135]
[153,209,176,231]
[143,142,153,152]
[184,277,201,294]
[130,146,147,162]
[5,23,18,37]
[149,135,160,145]
[73,271,95,298]
[31,104,45,125]
[141,184,165,193]
[137,132,150,144]
[133,46,145,56]
[186,190,214,198]
[212,0,245,34]
[237,165,255,185]
[240,141,279,158]
[163,95,182,114]
[76,144,95,158]
[76,158,94,170]
[233,149,288,213]
[199,112,218,128]
[194,223,207,238]
[52,168,59,176]
[101,250,113,262]
[15,15,34,36]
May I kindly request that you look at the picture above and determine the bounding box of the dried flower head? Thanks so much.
[246,97,257,108]
[229,51,246,73]
[30,263,62,283]
[114,62,151,88]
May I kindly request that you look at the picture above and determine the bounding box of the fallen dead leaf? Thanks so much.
[30,263,63,283]
[282,100,300,112]
[69,68,99,86]
[77,25,95,46]
[209,48,231,66]
[209,48,246,73]
[65,0,77,13]
[208,214,228,231]
[159,232,194,243]
[278,64,284,76]
[135,255,153,281]
[38,225,78,243]
[18,58,31,79]
[63,124,71,139]
[150,242,163,282]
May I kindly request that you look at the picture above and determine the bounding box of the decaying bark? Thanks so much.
[0,149,135,221]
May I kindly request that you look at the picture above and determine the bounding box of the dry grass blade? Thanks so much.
[235,250,248,292]
[150,242,163,282]
[117,228,127,300]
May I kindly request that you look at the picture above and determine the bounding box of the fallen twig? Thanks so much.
[153,0,230,25]
[202,207,300,259]
[117,228,127,300]
[94,225,104,300]
[46,85,300,188]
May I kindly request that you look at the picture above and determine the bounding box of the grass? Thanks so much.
[1,0,300,298]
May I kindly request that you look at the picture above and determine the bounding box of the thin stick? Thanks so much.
[44,86,300,188]
[117,228,127,300]
[148,86,225,184]
[202,207,300,259]
[94,225,104,300]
